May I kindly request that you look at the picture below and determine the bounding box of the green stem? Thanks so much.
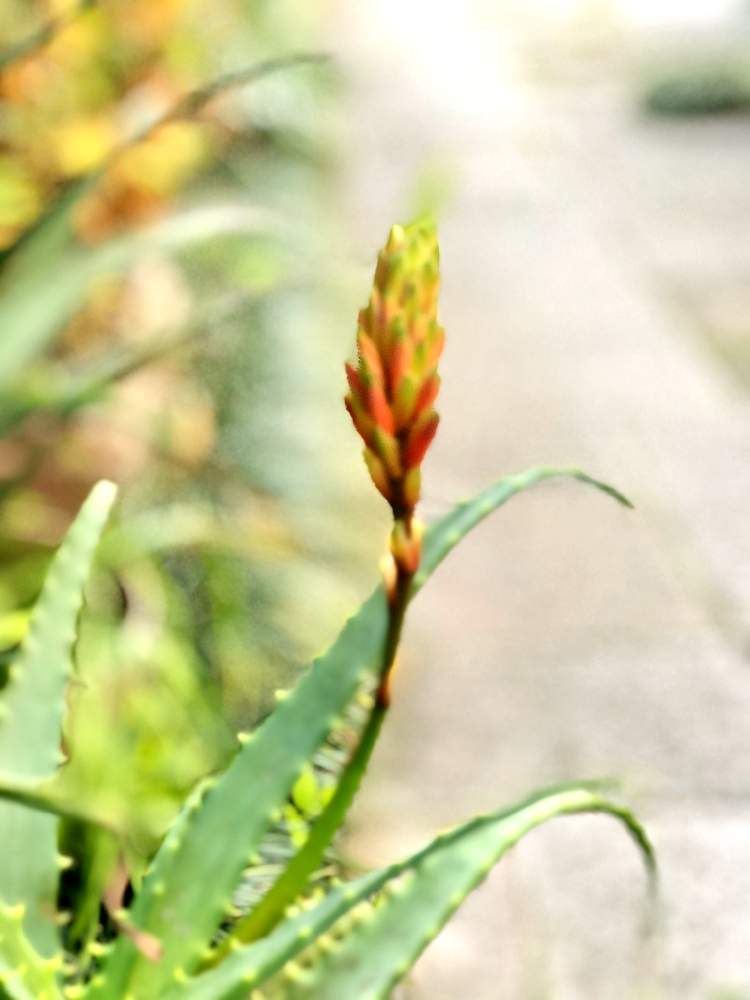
[213,568,413,956]
[376,566,411,707]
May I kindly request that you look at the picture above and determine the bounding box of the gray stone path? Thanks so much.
[329,4,750,997]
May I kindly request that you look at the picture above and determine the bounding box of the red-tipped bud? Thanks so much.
[387,322,412,395]
[413,373,440,420]
[367,382,395,434]
[357,331,385,386]
[345,362,366,405]
[404,410,440,470]
[344,219,444,519]
[344,394,375,451]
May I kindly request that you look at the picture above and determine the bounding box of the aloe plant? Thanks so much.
[0,221,654,999]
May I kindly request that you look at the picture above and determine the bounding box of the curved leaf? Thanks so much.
[0,480,118,780]
[0,481,116,955]
[92,466,629,997]
[221,466,635,950]
[0,206,272,392]
[415,465,632,591]
[165,785,654,1000]
[90,589,390,999]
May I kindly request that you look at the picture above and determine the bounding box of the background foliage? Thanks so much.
[0,0,372,898]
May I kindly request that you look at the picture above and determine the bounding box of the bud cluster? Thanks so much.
[345,220,445,579]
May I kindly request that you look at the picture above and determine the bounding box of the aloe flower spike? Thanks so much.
[344,218,445,703]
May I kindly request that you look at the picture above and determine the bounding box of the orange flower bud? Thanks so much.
[344,395,375,451]
[367,382,396,435]
[344,219,445,526]
[364,449,393,503]
[345,362,366,405]
[413,373,440,420]
[404,410,439,470]
[357,331,385,386]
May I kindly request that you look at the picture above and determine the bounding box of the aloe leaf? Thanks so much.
[0,291,259,439]
[163,785,654,1000]
[273,785,654,1000]
[0,481,117,955]
[0,903,63,1000]
[225,694,388,947]
[0,327,202,437]
[90,589,391,999]
[64,826,120,953]
[414,465,632,591]
[221,466,634,950]
[0,480,118,778]
[140,54,328,141]
[89,469,619,998]
[0,205,272,393]
[91,465,629,998]
[161,867,388,1000]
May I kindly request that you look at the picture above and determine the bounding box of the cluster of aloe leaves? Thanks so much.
[0,462,655,999]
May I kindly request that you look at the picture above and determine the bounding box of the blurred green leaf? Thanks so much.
[0,203,274,392]
[0,481,116,954]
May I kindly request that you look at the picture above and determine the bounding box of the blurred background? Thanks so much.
[1,0,750,997]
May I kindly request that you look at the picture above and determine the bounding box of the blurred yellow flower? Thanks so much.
[52,114,117,175]
[117,121,210,196]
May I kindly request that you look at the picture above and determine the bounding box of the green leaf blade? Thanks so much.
[0,480,116,955]
[275,786,654,1000]
[164,785,653,1000]
[0,902,63,1000]
[416,465,632,590]
[0,205,270,393]
[220,465,635,950]
[95,464,629,996]
[93,591,390,999]
[0,480,118,780]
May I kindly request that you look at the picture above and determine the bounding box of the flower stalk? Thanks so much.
[213,221,446,950]
[345,218,445,703]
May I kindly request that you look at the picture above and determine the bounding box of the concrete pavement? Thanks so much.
[330,4,750,996]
